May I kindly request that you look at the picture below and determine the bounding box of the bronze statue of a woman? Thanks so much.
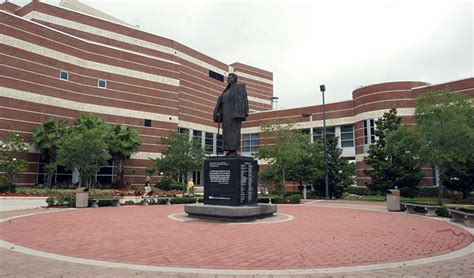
[213,73,249,156]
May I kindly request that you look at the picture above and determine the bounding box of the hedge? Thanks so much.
[344,186,375,196]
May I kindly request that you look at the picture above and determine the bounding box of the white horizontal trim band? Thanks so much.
[233,71,273,85]
[24,11,229,77]
[0,87,178,123]
[242,108,416,134]
[1,34,180,86]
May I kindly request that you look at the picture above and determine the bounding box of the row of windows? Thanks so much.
[300,125,354,148]
[60,70,107,88]
[179,128,222,155]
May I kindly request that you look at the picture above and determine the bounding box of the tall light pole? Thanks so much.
[320,84,329,199]
[301,112,313,201]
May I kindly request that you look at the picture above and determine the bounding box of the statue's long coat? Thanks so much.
[213,83,249,151]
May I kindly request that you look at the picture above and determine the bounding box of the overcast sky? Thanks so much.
[9,0,474,108]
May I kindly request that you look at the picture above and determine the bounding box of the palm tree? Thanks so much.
[31,118,67,188]
[107,124,142,187]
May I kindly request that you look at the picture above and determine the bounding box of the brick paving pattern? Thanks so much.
[1,204,473,277]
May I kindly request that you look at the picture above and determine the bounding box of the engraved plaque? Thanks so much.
[204,156,258,206]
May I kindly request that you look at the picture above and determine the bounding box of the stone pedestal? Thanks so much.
[184,203,277,221]
[185,156,277,221]
[204,156,258,206]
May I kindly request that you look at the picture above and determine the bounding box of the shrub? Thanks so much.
[436,207,450,217]
[155,177,183,191]
[288,194,301,204]
[400,186,419,198]
[155,177,174,191]
[46,197,55,206]
[157,198,169,205]
[271,195,286,204]
[170,197,196,204]
[417,187,439,197]
[0,181,14,193]
[345,186,375,196]
[124,200,135,205]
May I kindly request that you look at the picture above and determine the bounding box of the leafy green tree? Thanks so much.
[56,115,111,187]
[259,165,279,195]
[412,91,474,201]
[107,124,142,187]
[364,108,424,196]
[441,154,474,199]
[31,118,67,188]
[314,133,355,198]
[257,122,305,186]
[287,139,324,191]
[154,131,205,191]
[0,133,29,192]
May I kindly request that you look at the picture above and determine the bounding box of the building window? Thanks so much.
[340,125,354,147]
[364,120,368,144]
[178,127,189,134]
[209,70,224,82]
[193,130,202,146]
[242,133,259,153]
[313,127,335,142]
[370,119,376,143]
[98,79,107,88]
[192,171,201,185]
[144,119,152,127]
[59,70,69,80]
[216,134,223,154]
[205,132,213,154]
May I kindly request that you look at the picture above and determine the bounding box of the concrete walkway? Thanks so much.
[0,196,48,211]
[0,201,473,277]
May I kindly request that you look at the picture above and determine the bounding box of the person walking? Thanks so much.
[187,179,195,196]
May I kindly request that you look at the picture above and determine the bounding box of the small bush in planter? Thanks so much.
[271,196,286,204]
[288,194,301,204]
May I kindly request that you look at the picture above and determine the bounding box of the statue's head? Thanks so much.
[227,73,238,85]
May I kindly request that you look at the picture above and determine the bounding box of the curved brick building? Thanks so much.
[1,0,473,188]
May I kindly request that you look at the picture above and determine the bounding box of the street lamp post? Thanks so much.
[301,112,314,200]
[320,84,329,199]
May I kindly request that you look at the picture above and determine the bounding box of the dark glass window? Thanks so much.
[340,124,354,148]
[216,134,223,154]
[193,130,202,147]
[205,132,214,154]
[364,121,368,144]
[98,79,107,88]
[144,119,152,127]
[313,127,335,142]
[209,70,224,82]
[192,171,201,185]
[60,70,69,80]
[178,127,189,134]
[242,133,259,153]
[370,119,376,143]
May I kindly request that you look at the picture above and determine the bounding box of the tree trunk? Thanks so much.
[46,173,53,189]
[117,159,124,188]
